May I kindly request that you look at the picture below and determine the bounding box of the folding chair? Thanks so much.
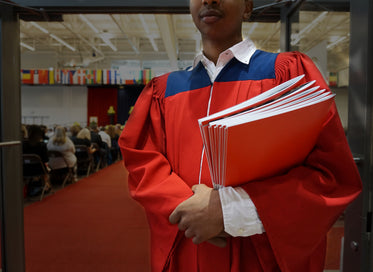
[47,150,74,188]
[91,142,103,171]
[22,154,50,201]
[75,145,94,177]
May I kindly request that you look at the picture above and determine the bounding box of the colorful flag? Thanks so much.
[96,69,102,84]
[69,70,79,84]
[55,69,61,84]
[110,69,116,84]
[33,70,39,84]
[21,69,33,84]
[61,69,69,84]
[102,69,108,84]
[39,70,49,84]
[49,69,54,84]
[77,69,85,85]
[85,69,94,85]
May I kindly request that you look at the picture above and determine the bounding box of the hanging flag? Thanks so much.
[85,69,94,85]
[77,69,84,85]
[61,69,70,84]
[90,70,95,84]
[146,68,152,84]
[33,70,39,84]
[93,70,98,84]
[55,69,61,84]
[110,69,116,84]
[103,69,110,84]
[329,72,338,87]
[39,70,49,84]
[69,70,79,84]
[49,69,54,84]
[115,70,122,84]
[21,69,33,84]
[96,69,102,84]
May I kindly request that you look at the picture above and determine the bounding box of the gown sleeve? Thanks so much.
[118,75,193,272]
[240,51,362,271]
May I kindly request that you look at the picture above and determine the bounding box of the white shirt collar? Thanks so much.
[193,38,257,68]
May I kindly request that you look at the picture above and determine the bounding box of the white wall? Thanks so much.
[338,68,349,87]
[21,85,88,128]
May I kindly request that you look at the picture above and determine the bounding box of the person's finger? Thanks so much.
[169,208,181,224]
[207,237,227,248]
[184,228,194,238]
[192,235,203,245]
[178,218,189,231]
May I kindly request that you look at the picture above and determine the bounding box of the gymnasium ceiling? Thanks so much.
[15,0,350,72]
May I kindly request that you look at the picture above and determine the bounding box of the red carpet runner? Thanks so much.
[24,161,342,271]
[24,161,151,271]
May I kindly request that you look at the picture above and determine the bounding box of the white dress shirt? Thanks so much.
[194,39,265,237]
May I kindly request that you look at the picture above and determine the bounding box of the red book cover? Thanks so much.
[198,75,335,187]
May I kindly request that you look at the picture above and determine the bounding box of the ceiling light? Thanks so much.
[139,15,150,33]
[80,14,117,52]
[79,14,100,34]
[20,42,35,51]
[100,35,117,52]
[110,14,139,54]
[327,34,349,50]
[291,11,328,46]
[139,15,158,52]
[30,22,49,34]
[248,22,258,35]
[50,34,76,51]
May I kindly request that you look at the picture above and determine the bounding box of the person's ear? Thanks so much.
[243,0,253,20]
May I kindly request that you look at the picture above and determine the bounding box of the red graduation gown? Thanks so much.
[119,50,362,272]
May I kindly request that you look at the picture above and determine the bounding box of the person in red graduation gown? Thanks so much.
[119,0,362,271]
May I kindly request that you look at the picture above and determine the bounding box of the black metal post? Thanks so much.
[344,0,373,271]
[0,4,25,272]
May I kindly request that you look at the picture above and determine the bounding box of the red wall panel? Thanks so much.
[87,87,118,127]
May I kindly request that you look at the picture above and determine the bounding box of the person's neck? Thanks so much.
[202,37,243,65]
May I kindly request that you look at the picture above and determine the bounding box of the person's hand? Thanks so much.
[169,184,225,246]
[207,231,229,248]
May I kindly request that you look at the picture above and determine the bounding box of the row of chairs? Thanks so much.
[23,145,96,201]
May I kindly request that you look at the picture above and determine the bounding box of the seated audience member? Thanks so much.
[89,123,107,167]
[47,126,77,182]
[40,125,49,143]
[46,126,55,139]
[23,124,49,164]
[99,126,112,149]
[89,123,104,148]
[114,124,123,160]
[73,127,96,175]
[99,126,113,165]
[115,123,123,138]
[22,124,50,195]
[75,128,96,152]
[21,124,28,140]
[69,124,81,143]
[106,125,120,162]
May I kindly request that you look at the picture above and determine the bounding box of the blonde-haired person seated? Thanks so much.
[75,128,96,154]
[47,126,77,182]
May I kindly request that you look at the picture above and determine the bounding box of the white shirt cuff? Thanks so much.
[219,186,265,237]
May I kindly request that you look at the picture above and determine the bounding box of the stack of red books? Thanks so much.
[198,75,335,188]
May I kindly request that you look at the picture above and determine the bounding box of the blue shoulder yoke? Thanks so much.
[165,50,278,98]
